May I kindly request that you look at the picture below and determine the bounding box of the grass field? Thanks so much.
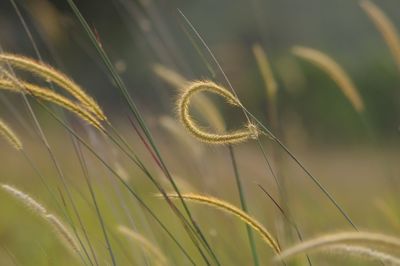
[0,0,399,265]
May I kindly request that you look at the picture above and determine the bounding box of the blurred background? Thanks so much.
[0,0,398,143]
[0,0,399,265]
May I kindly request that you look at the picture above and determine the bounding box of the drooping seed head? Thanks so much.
[0,53,107,121]
[178,80,260,144]
[292,46,365,113]
[0,119,22,150]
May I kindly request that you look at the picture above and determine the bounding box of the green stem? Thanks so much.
[228,145,259,266]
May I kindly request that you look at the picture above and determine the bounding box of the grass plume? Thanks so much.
[252,44,278,100]
[274,231,400,262]
[275,243,400,265]
[154,64,226,132]
[164,192,281,254]
[292,46,365,113]
[178,80,259,144]
[328,244,400,265]
[118,225,168,266]
[0,78,104,131]
[45,214,81,255]
[0,119,22,150]
[1,184,80,255]
[360,0,400,72]
[0,53,106,121]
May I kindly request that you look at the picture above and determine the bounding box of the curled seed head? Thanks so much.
[178,80,259,144]
[154,65,227,132]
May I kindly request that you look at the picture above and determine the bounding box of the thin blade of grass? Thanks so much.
[257,184,312,266]
[177,10,357,231]
[36,101,196,265]
[65,1,218,263]
[228,145,259,266]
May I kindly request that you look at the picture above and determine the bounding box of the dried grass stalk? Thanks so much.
[292,46,365,113]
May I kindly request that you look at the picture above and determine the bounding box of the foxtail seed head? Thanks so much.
[0,78,104,131]
[252,44,278,99]
[164,192,280,254]
[327,244,400,265]
[1,184,80,255]
[118,225,168,266]
[292,46,365,113]
[0,119,22,150]
[0,53,106,121]
[274,231,400,262]
[360,0,400,72]
[178,80,259,144]
[1,184,46,215]
[153,65,227,132]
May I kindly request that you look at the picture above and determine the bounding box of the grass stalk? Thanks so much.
[228,145,259,266]
[37,101,196,265]
[65,1,218,263]
[166,193,281,254]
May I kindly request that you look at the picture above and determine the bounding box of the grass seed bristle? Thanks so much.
[0,78,104,131]
[0,119,22,150]
[360,0,400,72]
[165,192,281,254]
[178,80,259,144]
[292,46,365,113]
[0,53,107,121]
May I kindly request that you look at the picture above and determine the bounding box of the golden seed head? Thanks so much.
[360,1,400,72]
[0,119,22,150]
[0,78,104,131]
[165,193,281,254]
[292,46,365,113]
[178,80,258,145]
[0,53,107,121]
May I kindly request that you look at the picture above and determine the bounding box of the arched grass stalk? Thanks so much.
[274,244,400,265]
[328,244,400,265]
[0,4,105,262]
[66,3,218,263]
[274,232,400,262]
[178,9,357,233]
[0,78,104,131]
[39,101,196,265]
[153,63,188,89]
[275,243,400,265]
[46,214,81,255]
[0,118,22,150]
[178,80,259,144]
[154,64,226,132]
[118,225,168,266]
[228,145,260,266]
[164,193,281,254]
[360,0,400,72]
[252,43,289,217]
[292,46,364,113]
[1,184,81,256]
[252,43,280,140]
[252,44,277,100]
[0,53,106,121]
[257,184,312,266]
